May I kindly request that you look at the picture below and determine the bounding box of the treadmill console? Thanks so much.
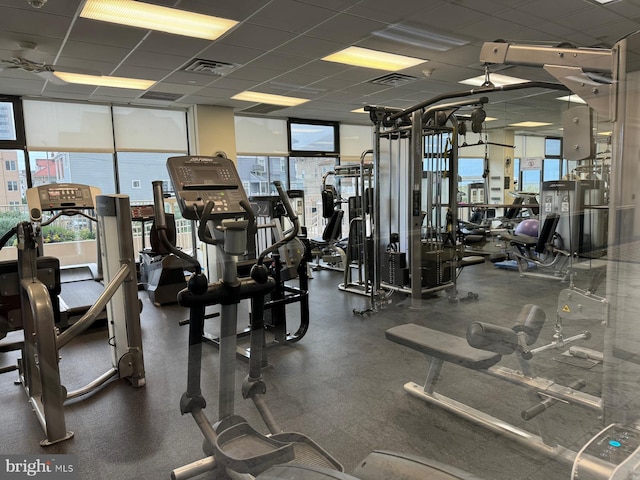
[572,423,640,480]
[167,155,250,221]
[26,183,101,221]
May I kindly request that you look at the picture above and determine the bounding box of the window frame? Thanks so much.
[0,95,26,150]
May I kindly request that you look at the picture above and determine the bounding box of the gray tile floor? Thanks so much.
[0,259,608,480]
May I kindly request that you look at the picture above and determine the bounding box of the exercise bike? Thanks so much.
[157,155,485,480]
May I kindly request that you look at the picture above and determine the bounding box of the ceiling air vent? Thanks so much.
[139,91,184,102]
[369,73,419,87]
[241,104,286,114]
[183,59,240,76]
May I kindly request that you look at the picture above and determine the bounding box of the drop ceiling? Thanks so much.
[0,0,636,134]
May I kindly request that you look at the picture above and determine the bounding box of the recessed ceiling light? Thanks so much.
[351,108,367,113]
[322,46,427,71]
[509,121,553,127]
[593,0,619,4]
[53,71,156,90]
[232,91,309,107]
[372,23,468,52]
[598,131,613,136]
[459,73,529,87]
[80,0,238,40]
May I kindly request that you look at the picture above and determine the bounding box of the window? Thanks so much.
[290,156,337,238]
[237,156,289,196]
[117,152,192,254]
[0,96,26,149]
[5,160,16,170]
[7,180,17,191]
[543,137,562,182]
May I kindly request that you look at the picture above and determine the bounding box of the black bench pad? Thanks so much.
[459,256,485,268]
[386,324,502,370]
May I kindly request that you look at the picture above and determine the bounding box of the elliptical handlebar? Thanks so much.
[0,226,18,251]
[151,180,202,275]
[256,181,300,267]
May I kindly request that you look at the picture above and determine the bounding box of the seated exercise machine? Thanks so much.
[0,184,145,446]
[309,171,346,272]
[501,213,572,280]
[158,155,484,480]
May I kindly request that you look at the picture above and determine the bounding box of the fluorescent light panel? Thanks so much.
[232,91,309,107]
[53,71,156,90]
[322,46,427,71]
[509,121,553,127]
[459,73,529,87]
[80,0,238,40]
[372,23,468,52]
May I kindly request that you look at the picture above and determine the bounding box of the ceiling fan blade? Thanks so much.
[49,64,101,76]
[34,70,67,85]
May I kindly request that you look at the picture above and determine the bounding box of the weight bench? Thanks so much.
[385,305,602,461]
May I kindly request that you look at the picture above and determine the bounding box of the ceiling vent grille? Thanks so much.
[241,104,286,114]
[369,73,419,87]
[183,59,240,76]
[139,91,184,102]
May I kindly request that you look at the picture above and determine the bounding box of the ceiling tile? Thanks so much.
[69,18,147,49]
[61,41,130,64]
[222,24,298,51]
[274,36,344,59]
[198,42,264,65]
[225,65,283,83]
[121,50,192,71]
[246,0,337,33]
[162,70,219,87]
[0,6,72,38]
[345,0,436,24]
[295,0,356,12]
[137,32,211,56]
[113,65,174,81]
[306,14,387,44]
[245,52,310,71]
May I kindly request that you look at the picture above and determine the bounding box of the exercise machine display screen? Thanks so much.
[131,205,155,221]
[167,155,250,221]
[28,184,98,211]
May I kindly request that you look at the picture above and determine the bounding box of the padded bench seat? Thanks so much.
[458,256,485,268]
[385,324,502,370]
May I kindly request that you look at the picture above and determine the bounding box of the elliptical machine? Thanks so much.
[157,155,483,480]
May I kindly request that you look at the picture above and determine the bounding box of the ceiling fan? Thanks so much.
[0,41,97,84]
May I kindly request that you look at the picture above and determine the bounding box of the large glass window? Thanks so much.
[0,149,28,261]
[237,156,289,196]
[290,156,337,238]
[0,96,25,148]
[543,137,562,181]
[118,152,192,254]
